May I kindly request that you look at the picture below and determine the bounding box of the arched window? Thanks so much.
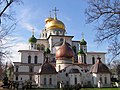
[75,77,77,84]
[16,66,18,72]
[28,55,31,63]
[40,44,45,51]
[49,78,52,85]
[92,57,95,64]
[105,77,107,84]
[100,77,102,82]
[16,76,18,80]
[45,33,47,37]
[44,78,46,85]
[34,56,38,64]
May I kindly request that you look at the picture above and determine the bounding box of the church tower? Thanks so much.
[80,33,87,53]
[78,34,87,64]
[28,29,37,50]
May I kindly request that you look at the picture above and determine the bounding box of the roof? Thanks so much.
[69,69,80,74]
[40,60,57,74]
[87,52,106,54]
[47,35,74,40]
[18,50,43,52]
[54,41,70,47]
[90,58,111,74]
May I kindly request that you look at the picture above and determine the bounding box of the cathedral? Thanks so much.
[13,8,111,88]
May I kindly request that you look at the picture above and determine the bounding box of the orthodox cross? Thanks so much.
[49,11,51,17]
[32,28,34,36]
[82,32,84,39]
[52,7,59,19]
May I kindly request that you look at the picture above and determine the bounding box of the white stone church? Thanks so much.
[13,9,111,88]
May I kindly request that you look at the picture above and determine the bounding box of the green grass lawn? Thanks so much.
[81,88,120,90]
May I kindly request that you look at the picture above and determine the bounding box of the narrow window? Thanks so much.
[100,77,102,82]
[16,76,18,80]
[105,77,107,84]
[16,66,18,72]
[49,78,52,85]
[29,67,33,72]
[30,76,32,80]
[34,56,38,64]
[28,55,31,64]
[92,57,95,64]
[75,77,77,84]
[58,65,61,71]
[44,78,46,85]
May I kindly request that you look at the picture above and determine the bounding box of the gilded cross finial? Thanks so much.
[32,28,34,36]
[82,32,84,39]
[49,11,51,17]
[52,7,59,19]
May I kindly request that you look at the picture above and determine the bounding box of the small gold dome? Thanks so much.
[45,19,65,30]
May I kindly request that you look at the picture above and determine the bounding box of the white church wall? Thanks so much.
[39,74,57,87]
[86,53,105,64]
[19,66,29,72]
[92,73,111,87]
[20,51,44,64]
[36,40,49,49]
[34,66,41,73]
[72,42,79,53]
[69,74,81,85]
[18,75,29,81]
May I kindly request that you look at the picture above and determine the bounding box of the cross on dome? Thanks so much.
[52,7,59,19]
[82,32,84,39]
[32,28,35,36]
[49,11,52,17]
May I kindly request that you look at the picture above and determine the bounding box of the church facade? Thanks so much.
[13,9,111,88]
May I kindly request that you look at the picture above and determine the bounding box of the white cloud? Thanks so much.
[10,42,28,62]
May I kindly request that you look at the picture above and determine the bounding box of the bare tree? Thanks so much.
[0,0,21,61]
[85,0,120,63]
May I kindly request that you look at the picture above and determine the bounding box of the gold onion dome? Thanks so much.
[45,18,65,30]
[45,17,54,23]
[56,40,74,60]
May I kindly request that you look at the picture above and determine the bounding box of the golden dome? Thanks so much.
[45,17,54,23]
[45,19,65,30]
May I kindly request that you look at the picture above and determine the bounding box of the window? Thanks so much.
[16,76,18,80]
[30,76,32,80]
[45,33,47,37]
[49,78,52,85]
[29,67,33,72]
[40,44,45,51]
[16,66,18,72]
[75,77,77,84]
[44,78,46,85]
[34,56,38,64]
[105,77,107,84]
[58,65,61,71]
[92,57,95,64]
[100,77,102,82]
[28,55,31,64]
[84,55,86,64]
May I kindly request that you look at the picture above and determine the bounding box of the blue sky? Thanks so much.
[9,0,109,62]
